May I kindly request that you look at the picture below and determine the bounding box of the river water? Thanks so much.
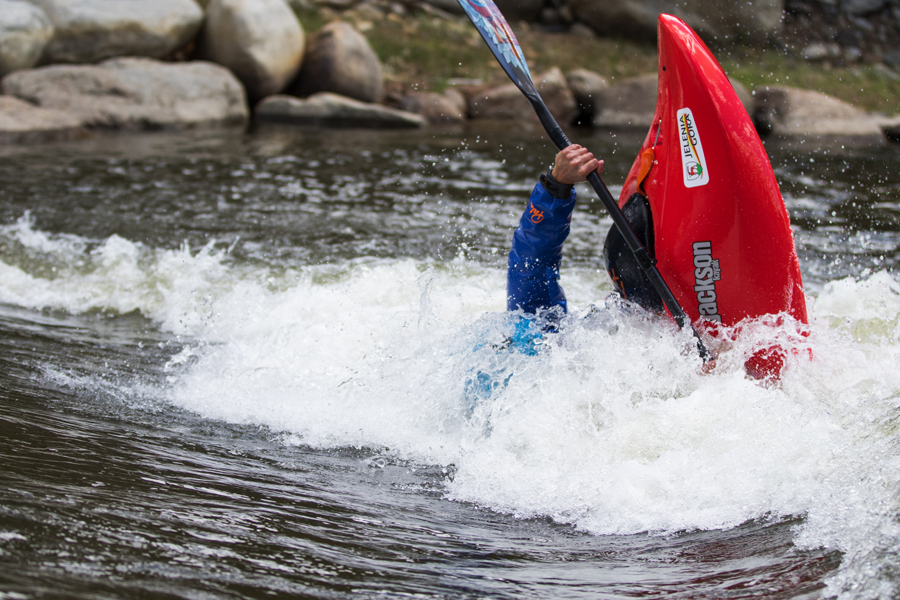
[1,123,898,599]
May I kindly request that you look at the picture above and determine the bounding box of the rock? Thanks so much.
[540,6,570,26]
[291,21,383,103]
[1,57,249,131]
[844,47,863,63]
[255,92,427,128]
[567,0,783,45]
[579,71,751,128]
[0,0,53,77]
[27,0,203,64]
[730,78,753,114]
[569,23,596,38]
[802,43,831,61]
[883,51,900,69]
[566,68,608,123]
[883,120,900,143]
[753,85,887,141]
[593,73,657,129]
[0,95,86,143]
[400,88,466,123]
[200,0,305,103]
[466,67,578,125]
[841,0,885,15]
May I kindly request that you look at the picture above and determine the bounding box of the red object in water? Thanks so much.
[620,15,808,349]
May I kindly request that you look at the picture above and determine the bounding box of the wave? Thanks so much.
[4,215,900,598]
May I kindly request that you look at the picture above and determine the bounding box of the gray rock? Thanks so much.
[28,0,203,64]
[568,23,597,38]
[291,21,383,103]
[844,46,863,63]
[0,95,86,143]
[593,73,658,129]
[466,67,578,125]
[1,57,249,131]
[585,71,751,128]
[841,0,885,15]
[0,0,53,77]
[730,78,753,114]
[802,43,830,61]
[753,85,887,141]
[566,68,608,120]
[400,88,466,123]
[883,51,900,69]
[567,0,783,45]
[255,92,427,128]
[200,0,306,103]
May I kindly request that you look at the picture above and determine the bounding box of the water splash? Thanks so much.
[4,217,900,598]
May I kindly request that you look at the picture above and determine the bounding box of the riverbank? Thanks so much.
[291,3,900,115]
[2,0,899,144]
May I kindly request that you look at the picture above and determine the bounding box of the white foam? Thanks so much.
[5,217,900,598]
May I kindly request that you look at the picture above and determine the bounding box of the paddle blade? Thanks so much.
[457,0,534,93]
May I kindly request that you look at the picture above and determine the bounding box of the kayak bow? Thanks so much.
[620,15,808,377]
[619,14,807,376]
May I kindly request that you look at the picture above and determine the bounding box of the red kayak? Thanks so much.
[615,14,808,376]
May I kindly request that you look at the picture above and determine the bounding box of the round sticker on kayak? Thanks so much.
[677,108,709,188]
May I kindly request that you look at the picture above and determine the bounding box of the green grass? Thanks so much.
[291,6,900,115]
[366,17,662,90]
[719,48,900,114]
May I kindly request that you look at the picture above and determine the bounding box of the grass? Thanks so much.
[719,48,900,114]
[291,6,900,115]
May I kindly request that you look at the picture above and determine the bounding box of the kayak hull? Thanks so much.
[619,15,807,332]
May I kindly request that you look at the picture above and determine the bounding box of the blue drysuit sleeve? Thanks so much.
[507,182,577,314]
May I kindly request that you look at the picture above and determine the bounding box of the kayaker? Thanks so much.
[508,138,671,328]
[465,144,614,399]
[507,144,603,320]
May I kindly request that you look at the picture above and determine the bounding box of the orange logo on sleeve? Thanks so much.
[529,203,544,224]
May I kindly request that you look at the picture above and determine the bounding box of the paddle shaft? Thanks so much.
[530,98,712,361]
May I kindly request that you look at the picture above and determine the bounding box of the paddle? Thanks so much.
[457,0,712,362]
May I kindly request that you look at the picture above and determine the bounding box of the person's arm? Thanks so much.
[506,145,603,315]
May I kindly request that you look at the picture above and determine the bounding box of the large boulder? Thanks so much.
[592,72,752,129]
[400,88,466,123]
[0,0,54,77]
[567,0,782,45]
[566,68,608,124]
[593,73,657,129]
[753,85,888,141]
[0,95,86,143]
[466,67,578,125]
[199,0,305,103]
[27,0,203,64]
[291,21,383,103]
[1,57,249,130]
[255,92,427,128]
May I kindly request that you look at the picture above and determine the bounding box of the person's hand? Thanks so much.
[550,145,604,185]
